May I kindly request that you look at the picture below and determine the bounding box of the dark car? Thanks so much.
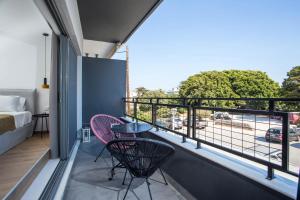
[265,127,299,143]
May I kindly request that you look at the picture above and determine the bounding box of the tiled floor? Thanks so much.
[64,136,186,200]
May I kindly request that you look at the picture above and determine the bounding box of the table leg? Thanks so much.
[41,117,44,138]
[45,116,49,134]
[33,117,38,134]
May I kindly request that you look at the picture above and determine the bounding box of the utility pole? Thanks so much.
[126,46,130,113]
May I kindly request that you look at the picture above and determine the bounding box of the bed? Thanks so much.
[0,89,36,155]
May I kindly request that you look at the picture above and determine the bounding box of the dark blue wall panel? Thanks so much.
[68,44,77,152]
[82,57,126,125]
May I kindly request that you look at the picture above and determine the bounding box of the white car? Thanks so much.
[213,112,232,120]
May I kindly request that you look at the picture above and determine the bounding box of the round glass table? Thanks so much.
[111,122,153,136]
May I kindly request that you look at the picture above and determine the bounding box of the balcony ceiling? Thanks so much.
[77,0,162,43]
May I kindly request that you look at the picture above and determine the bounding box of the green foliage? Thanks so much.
[136,88,166,112]
[137,111,151,122]
[224,70,280,98]
[135,87,148,98]
[197,110,212,119]
[179,70,280,108]
[281,66,300,97]
[157,107,171,118]
[280,66,300,111]
[136,87,167,98]
[135,87,180,111]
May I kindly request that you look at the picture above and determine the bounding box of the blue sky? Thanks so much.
[113,0,300,91]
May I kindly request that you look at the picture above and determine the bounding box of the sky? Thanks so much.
[113,0,300,91]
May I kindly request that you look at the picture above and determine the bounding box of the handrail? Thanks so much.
[124,97,300,101]
[123,97,300,179]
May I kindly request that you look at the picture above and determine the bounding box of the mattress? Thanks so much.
[0,111,32,129]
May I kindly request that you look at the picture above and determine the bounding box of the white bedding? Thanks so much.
[0,111,32,129]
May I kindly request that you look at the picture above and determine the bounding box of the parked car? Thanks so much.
[170,118,183,129]
[157,118,183,130]
[270,116,282,120]
[213,112,232,120]
[265,127,299,143]
[289,112,300,125]
[183,118,208,129]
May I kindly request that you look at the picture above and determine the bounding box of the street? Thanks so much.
[166,114,300,173]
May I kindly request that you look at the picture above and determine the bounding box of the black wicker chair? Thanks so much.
[106,138,175,200]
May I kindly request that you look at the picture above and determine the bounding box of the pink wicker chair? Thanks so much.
[90,114,133,162]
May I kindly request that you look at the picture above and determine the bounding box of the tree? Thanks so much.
[281,66,300,111]
[281,66,300,98]
[135,88,167,112]
[135,87,148,97]
[179,70,280,108]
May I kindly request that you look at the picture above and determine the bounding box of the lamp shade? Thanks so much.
[42,33,49,89]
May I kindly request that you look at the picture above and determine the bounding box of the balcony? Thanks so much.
[60,97,299,200]
[63,136,188,200]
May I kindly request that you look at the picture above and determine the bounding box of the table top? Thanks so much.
[111,122,152,134]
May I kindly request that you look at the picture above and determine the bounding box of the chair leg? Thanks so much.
[122,169,127,185]
[146,178,153,200]
[111,156,115,167]
[94,146,105,162]
[123,177,133,200]
[109,162,123,180]
[159,168,168,185]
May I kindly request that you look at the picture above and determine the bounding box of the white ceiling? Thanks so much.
[0,0,51,45]
[83,39,116,58]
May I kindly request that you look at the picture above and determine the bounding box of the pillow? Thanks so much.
[0,95,20,112]
[18,97,26,111]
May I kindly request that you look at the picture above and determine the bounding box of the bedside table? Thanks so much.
[33,113,49,138]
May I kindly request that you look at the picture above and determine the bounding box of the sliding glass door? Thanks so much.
[58,35,77,160]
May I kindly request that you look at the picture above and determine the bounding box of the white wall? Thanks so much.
[0,0,52,129]
[0,37,37,89]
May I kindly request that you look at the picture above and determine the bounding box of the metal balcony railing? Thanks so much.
[123,97,300,180]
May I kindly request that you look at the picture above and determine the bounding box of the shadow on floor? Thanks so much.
[290,142,300,149]
[63,136,185,200]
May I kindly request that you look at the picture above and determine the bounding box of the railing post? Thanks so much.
[266,165,274,180]
[123,98,126,116]
[192,108,196,139]
[266,99,276,180]
[269,99,275,111]
[134,98,138,122]
[282,112,289,171]
[296,170,300,200]
[192,108,201,149]
[187,106,191,138]
[155,99,159,131]
[182,135,186,143]
[152,102,157,126]
[183,98,187,106]
[197,99,202,107]
[131,99,134,121]
[297,169,300,200]
[181,98,187,143]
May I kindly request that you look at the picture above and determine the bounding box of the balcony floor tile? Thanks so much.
[63,136,185,200]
